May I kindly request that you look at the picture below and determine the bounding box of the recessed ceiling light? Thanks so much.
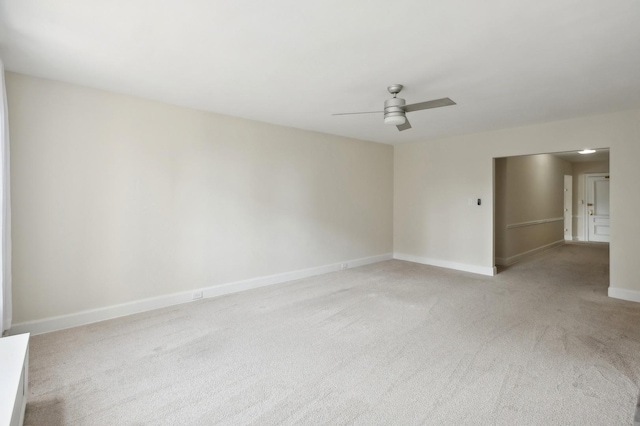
[578,149,596,154]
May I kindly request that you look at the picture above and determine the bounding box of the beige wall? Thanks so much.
[7,72,394,324]
[494,154,571,262]
[572,160,610,240]
[394,108,640,294]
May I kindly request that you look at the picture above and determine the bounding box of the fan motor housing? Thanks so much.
[384,97,406,119]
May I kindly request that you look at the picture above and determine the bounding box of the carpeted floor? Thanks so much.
[25,243,640,425]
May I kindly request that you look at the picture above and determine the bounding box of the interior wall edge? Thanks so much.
[8,253,393,336]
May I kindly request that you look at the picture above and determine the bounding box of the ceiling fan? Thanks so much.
[332,84,456,131]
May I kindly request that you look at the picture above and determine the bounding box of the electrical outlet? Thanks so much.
[341,263,348,270]
[193,291,203,300]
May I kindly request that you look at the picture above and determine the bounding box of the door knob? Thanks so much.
[589,209,594,216]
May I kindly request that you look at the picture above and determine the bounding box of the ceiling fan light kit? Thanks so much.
[384,85,407,126]
[333,84,456,132]
[384,115,407,126]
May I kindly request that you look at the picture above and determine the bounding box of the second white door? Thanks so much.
[586,174,610,242]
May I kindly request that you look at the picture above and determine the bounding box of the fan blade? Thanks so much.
[332,111,383,116]
[404,98,456,113]
[397,117,412,132]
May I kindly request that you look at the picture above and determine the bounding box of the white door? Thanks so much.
[586,174,610,242]
[564,175,572,240]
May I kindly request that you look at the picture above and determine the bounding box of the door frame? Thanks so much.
[584,172,610,242]
[492,148,611,270]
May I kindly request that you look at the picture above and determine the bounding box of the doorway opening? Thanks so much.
[493,148,610,270]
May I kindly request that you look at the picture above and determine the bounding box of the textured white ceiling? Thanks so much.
[1,1,639,145]
[552,149,610,163]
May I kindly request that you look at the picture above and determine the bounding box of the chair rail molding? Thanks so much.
[506,217,564,229]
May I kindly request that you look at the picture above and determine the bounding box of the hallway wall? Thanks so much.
[494,154,572,265]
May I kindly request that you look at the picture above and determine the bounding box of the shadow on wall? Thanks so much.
[24,397,65,426]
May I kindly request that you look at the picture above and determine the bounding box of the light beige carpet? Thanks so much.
[25,243,640,425]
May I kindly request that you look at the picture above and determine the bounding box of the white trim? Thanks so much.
[495,240,565,266]
[9,253,393,336]
[506,217,563,229]
[608,287,640,304]
[563,174,572,242]
[0,333,29,426]
[393,253,496,276]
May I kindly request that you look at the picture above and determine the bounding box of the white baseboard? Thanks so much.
[393,253,496,276]
[495,240,565,266]
[9,253,393,336]
[608,287,640,304]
